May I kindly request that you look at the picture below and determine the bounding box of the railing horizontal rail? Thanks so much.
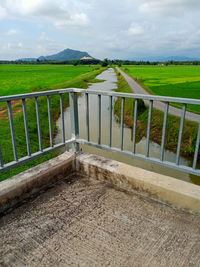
[1,88,200,105]
[0,88,74,102]
[73,89,200,105]
[0,139,75,172]
[77,139,200,176]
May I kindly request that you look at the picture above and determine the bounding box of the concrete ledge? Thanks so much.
[76,153,200,214]
[1,151,200,215]
[0,151,75,214]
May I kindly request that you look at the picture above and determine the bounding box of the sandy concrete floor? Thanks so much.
[0,176,200,267]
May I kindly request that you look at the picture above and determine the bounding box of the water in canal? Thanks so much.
[55,68,199,185]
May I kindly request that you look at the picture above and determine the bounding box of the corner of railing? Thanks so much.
[69,91,80,152]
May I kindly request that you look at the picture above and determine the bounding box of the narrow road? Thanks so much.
[116,67,200,123]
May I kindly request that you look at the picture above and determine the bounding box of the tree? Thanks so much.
[73,61,79,66]
[101,58,109,67]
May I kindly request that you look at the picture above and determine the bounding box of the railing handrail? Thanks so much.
[0,88,200,177]
[0,88,74,102]
[74,89,200,105]
[1,88,200,105]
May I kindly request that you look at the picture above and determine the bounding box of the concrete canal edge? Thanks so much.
[1,151,200,214]
[0,152,76,214]
[76,153,200,214]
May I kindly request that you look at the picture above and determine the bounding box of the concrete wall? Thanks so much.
[76,153,200,214]
[1,151,200,215]
[0,152,75,214]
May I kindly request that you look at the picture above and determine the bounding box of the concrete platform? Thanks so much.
[1,175,200,267]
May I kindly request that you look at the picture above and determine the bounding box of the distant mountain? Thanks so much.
[18,48,93,61]
[163,56,200,62]
[18,58,38,62]
[131,56,200,62]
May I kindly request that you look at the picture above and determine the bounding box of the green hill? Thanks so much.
[19,48,93,61]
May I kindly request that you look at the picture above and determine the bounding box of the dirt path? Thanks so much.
[116,67,200,123]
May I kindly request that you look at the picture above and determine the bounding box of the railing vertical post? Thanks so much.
[35,97,43,152]
[7,101,18,161]
[0,145,3,168]
[146,100,153,157]
[120,97,125,150]
[47,96,53,147]
[22,99,31,156]
[109,96,113,147]
[85,93,90,142]
[98,95,101,145]
[176,103,186,165]
[132,99,138,154]
[160,102,169,161]
[70,92,79,152]
[193,121,200,169]
[60,94,65,144]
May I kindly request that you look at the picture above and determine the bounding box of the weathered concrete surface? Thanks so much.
[0,151,75,214]
[0,176,200,267]
[1,151,200,215]
[76,153,200,214]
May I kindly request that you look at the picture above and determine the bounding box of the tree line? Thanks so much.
[0,58,200,66]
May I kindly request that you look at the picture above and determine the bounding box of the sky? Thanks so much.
[0,0,200,60]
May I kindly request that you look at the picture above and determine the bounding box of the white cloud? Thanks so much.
[3,42,23,50]
[6,29,20,36]
[0,5,7,18]
[127,23,144,36]
[54,13,89,28]
[139,0,200,16]
[0,0,90,28]
[0,0,200,59]
[38,32,52,42]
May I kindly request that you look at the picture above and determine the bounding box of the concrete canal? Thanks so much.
[55,68,199,185]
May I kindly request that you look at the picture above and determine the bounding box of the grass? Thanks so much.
[121,65,200,113]
[0,65,105,181]
[114,70,199,159]
[0,64,100,96]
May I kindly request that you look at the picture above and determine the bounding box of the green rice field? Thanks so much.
[0,64,104,181]
[122,65,200,113]
[0,64,99,96]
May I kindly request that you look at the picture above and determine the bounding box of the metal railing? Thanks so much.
[0,88,200,176]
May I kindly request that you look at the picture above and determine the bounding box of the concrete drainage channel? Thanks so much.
[1,151,200,215]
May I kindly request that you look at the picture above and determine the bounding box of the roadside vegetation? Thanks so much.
[121,65,200,114]
[114,70,199,160]
[0,65,105,181]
